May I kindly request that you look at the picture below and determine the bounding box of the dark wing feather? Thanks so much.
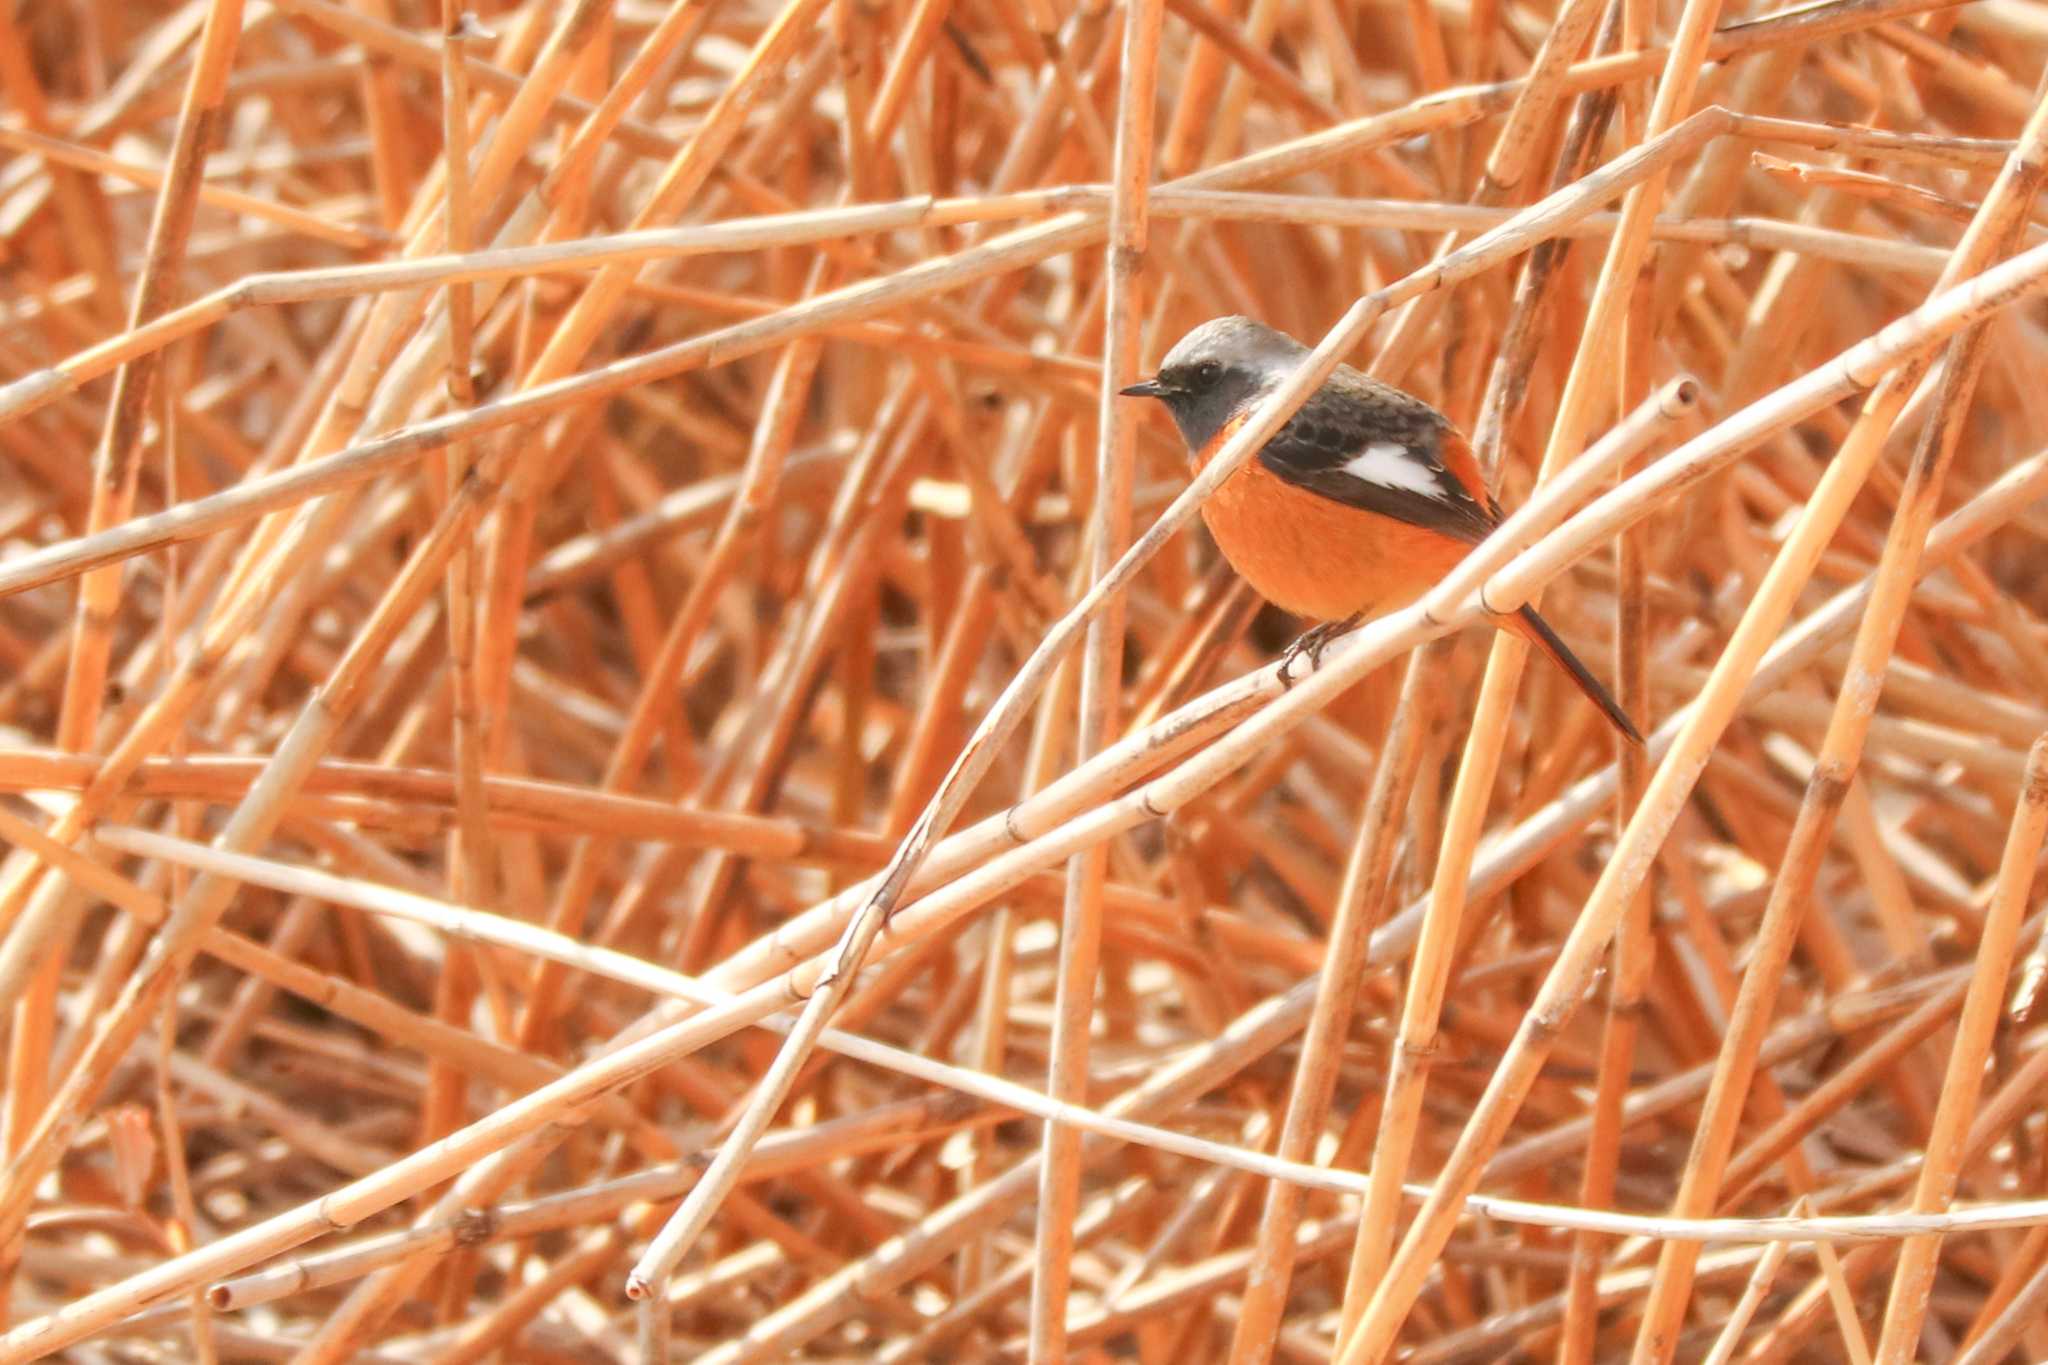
[1256,375,1497,546]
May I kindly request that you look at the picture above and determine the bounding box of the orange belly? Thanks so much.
[1198,455,1471,621]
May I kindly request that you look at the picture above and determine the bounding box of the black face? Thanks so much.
[1122,358,1268,452]
[1169,358,1224,390]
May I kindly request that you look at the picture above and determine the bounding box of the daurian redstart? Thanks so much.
[1123,316,1642,745]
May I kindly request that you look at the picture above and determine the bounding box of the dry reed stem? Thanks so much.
[7,0,2048,1359]
[112,824,2048,1246]
[1030,1,1161,1356]
[1872,734,2048,1358]
[1702,1231,1795,1365]
[17,374,2038,1362]
[812,104,1733,1053]
[1230,645,1438,1362]
[1631,88,2048,1362]
[4,0,248,1291]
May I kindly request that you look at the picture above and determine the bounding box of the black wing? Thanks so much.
[1256,377,1497,546]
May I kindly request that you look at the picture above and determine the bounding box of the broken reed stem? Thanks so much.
[611,306,886,1304]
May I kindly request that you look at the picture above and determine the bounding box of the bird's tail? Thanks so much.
[1508,605,1644,747]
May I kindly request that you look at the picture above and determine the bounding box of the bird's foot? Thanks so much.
[1277,614,1362,688]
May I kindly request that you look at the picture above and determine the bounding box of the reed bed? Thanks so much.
[3,0,2048,1359]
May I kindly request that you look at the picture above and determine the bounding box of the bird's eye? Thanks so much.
[1195,360,1222,383]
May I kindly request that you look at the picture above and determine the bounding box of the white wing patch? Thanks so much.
[1341,441,1447,501]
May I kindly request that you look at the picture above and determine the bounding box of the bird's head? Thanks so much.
[1120,316,1309,451]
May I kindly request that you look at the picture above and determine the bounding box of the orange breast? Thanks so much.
[1196,449,1472,622]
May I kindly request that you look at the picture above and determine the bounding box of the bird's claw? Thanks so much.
[1277,615,1360,688]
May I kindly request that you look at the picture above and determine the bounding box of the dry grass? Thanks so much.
[3,0,2048,1359]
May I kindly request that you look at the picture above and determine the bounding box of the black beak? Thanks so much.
[1120,377,1167,399]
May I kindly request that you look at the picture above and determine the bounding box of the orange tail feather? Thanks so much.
[1508,605,1643,746]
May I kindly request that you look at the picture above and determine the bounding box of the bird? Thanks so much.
[1120,315,1643,746]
